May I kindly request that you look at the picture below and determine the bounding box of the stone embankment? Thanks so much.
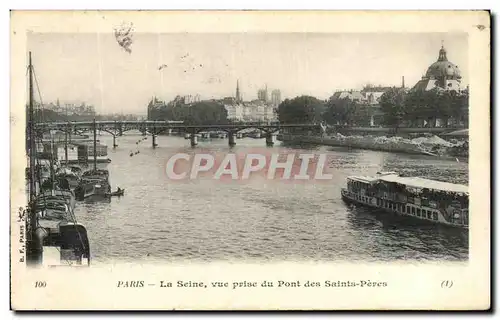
[277,133,468,158]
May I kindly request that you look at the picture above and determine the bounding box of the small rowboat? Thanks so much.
[105,189,125,197]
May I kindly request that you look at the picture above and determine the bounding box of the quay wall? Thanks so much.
[277,134,434,156]
[332,127,464,138]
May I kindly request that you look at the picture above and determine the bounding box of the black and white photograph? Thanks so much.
[10,10,490,310]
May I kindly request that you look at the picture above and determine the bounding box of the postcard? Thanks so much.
[10,10,490,310]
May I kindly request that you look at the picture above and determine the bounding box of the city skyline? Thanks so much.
[27,32,468,114]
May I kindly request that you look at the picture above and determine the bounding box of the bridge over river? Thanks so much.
[34,120,322,147]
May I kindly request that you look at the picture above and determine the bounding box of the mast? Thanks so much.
[64,105,68,165]
[27,51,42,265]
[28,52,36,203]
[50,133,55,191]
[93,118,97,171]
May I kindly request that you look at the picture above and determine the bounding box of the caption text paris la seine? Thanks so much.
[116,280,388,289]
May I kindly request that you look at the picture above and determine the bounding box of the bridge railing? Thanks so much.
[35,120,321,128]
[35,120,185,126]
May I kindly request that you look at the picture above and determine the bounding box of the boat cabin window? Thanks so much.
[421,198,428,207]
[412,207,416,215]
[417,208,422,217]
[433,212,438,220]
[406,206,411,214]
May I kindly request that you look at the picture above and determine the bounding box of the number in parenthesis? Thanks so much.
[441,280,453,288]
[35,281,46,288]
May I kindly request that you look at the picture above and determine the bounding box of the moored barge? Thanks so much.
[341,172,468,228]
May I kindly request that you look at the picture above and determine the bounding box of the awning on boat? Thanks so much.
[378,174,468,194]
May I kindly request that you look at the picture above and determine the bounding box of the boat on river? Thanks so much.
[75,170,111,200]
[55,168,81,190]
[25,51,91,266]
[105,188,125,197]
[341,171,468,229]
[40,189,76,210]
[32,190,91,266]
[74,180,97,200]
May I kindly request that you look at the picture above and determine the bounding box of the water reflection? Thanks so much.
[346,204,468,261]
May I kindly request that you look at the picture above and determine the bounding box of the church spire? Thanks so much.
[236,79,241,102]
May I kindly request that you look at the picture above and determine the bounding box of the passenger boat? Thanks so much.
[341,171,468,228]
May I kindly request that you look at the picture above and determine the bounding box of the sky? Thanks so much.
[27,32,468,115]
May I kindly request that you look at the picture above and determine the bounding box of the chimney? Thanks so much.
[402,76,405,88]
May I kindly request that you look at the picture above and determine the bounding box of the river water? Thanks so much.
[74,133,469,264]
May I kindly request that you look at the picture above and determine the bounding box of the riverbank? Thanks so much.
[277,133,468,159]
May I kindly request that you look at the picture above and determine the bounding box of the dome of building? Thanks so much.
[424,45,462,80]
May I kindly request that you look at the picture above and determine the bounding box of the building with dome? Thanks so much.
[413,44,462,92]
